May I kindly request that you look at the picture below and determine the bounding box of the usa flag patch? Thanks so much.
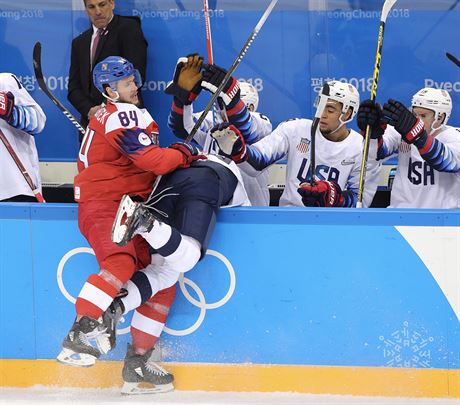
[296,138,310,154]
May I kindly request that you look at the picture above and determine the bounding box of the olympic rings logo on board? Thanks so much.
[56,247,236,336]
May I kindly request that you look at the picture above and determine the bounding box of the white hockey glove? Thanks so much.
[210,123,247,163]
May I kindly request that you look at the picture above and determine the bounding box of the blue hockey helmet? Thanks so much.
[93,56,142,94]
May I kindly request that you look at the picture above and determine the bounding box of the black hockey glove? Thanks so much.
[210,123,247,163]
[0,91,15,123]
[357,99,387,139]
[201,64,240,109]
[382,99,428,146]
[165,54,203,105]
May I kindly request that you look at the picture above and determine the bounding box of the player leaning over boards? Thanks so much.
[167,54,272,206]
[357,88,460,208]
[57,56,207,392]
[210,81,381,208]
[107,55,251,313]
[89,53,249,393]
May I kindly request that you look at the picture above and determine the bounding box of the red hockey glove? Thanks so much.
[0,91,15,123]
[210,123,247,163]
[297,180,344,207]
[169,142,207,168]
[382,99,428,145]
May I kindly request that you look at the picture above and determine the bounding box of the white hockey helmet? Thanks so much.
[411,87,452,126]
[239,81,259,111]
[315,80,360,125]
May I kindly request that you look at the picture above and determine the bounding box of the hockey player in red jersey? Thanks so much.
[58,56,205,393]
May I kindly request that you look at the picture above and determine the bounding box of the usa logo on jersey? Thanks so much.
[296,138,310,154]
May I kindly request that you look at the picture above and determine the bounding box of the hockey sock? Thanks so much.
[129,285,175,352]
[141,223,201,273]
[76,254,136,318]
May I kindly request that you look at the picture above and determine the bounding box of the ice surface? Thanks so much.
[0,387,458,405]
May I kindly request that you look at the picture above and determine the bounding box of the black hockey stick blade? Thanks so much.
[33,42,86,134]
[309,82,330,185]
[446,52,460,68]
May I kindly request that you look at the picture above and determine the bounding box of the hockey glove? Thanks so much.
[201,64,240,109]
[357,99,387,139]
[382,99,428,146]
[165,54,203,105]
[297,180,344,207]
[0,91,15,123]
[169,142,207,168]
[210,123,247,163]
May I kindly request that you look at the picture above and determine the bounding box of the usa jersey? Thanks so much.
[380,126,460,208]
[238,118,380,207]
[0,73,46,200]
[75,101,185,202]
[181,105,272,206]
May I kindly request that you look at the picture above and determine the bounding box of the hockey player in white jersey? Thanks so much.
[210,80,380,207]
[357,88,460,208]
[0,73,46,202]
[167,54,272,205]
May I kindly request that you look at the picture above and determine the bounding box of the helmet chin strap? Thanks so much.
[328,113,351,136]
[102,91,120,103]
[102,83,120,102]
[429,114,445,136]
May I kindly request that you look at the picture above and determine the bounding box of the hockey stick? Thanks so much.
[33,42,86,135]
[204,0,214,65]
[309,82,330,185]
[186,0,278,143]
[356,0,397,208]
[0,128,45,202]
[203,0,228,123]
[446,52,460,68]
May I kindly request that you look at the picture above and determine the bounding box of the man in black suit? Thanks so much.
[68,0,148,139]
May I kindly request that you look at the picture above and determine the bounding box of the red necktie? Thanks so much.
[91,28,103,66]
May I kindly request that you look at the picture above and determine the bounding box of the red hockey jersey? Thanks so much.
[74,101,186,202]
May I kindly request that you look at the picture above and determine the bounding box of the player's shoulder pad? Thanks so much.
[278,117,310,130]
[438,125,460,142]
[250,111,271,123]
[348,128,366,147]
[0,72,22,91]
[106,102,153,132]
[281,117,303,124]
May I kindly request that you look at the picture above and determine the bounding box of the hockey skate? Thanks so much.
[100,297,125,351]
[121,344,174,395]
[57,316,110,367]
[112,195,158,246]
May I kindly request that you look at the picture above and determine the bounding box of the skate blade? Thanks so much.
[121,382,174,395]
[112,194,136,245]
[56,348,97,367]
